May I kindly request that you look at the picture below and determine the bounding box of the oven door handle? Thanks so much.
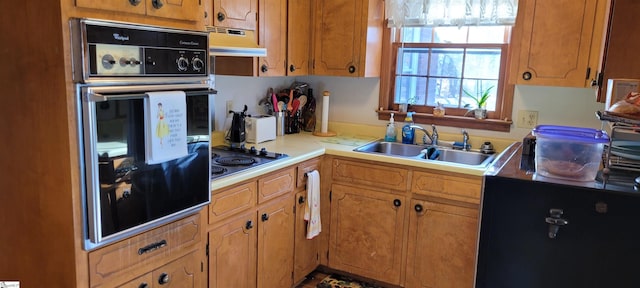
[85,83,216,102]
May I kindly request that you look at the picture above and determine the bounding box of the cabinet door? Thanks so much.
[76,0,147,15]
[596,0,640,100]
[152,250,202,287]
[116,273,153,288]
[145,0,201,22]
[257,197,295,288]
[258,0,287,76]
[513,0,599,87]
[287,0,312,76]
[312,0,365,76]
[213,0,257,30]
[328,183,405,285]
[293,191,320,283]
[405,200,478,288]
[208,212,257,288]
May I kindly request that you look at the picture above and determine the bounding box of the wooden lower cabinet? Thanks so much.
[207,166,299,288]
[89,214,203,287]
[257,197,295,288]
[405,200,479,288]
[328,183,406,285]
[208,211,258,288]
[293,191,320,283]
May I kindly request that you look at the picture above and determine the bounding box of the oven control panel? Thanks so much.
[73,19,209,80]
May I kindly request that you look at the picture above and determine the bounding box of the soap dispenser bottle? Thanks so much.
[384,113,397,142]
[402,112,415,144]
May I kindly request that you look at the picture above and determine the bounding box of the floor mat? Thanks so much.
[316,274,383,288]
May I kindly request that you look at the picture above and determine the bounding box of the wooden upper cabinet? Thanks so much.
[75,0,202,22]
[258,0,288,76]
[287,0,312,76]
[312,0,383,77]
[145,0,201,21]
[213,0,257,30]
[510,0,603,87]
[596,0,640,101]
[258,0,312,76]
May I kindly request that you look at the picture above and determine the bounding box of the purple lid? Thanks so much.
[533,125,609,143]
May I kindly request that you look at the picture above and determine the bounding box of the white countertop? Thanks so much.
[211,131,510,191]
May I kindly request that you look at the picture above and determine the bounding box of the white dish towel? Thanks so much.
[304,170,321,239]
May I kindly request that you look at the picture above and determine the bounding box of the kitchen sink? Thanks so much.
[353,141,425,157]
[354,140,496,167]
[421,148,495,167]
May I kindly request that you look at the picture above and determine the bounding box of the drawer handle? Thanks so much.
[129,0,142,6]
[138,239,167,255]
[261,213,270,222]
[138,283,149,288]
[393,199,402,207]
[298,196,305,204]
[158,272,170,285]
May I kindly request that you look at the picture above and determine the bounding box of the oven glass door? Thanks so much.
[80,84,212,249]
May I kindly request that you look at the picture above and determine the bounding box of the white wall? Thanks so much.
[214,75,605,141]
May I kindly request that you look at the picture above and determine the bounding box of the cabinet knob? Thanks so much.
[138,283,149,288]
[298,196,305,204]
[522,71,532,80]
[217,12,226,22]
[158,272,170,285]
[393,199,402,207]
[414,204,423,212]
[261,64,268,73]
[245,220,254,230]
[348,65,356,74]
[129,0,142,6]
[289,65,296,73]
[151,0,163,9]
[261,213,269,222]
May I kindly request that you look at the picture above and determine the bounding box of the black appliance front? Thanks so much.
[476,176,640,288]
[81,88,212,250]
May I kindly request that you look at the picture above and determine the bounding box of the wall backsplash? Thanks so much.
[213,75,605,141]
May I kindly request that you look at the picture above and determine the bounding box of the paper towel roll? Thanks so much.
[321,91,330,133]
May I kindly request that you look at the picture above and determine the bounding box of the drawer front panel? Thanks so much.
[209,181,257,224]
[89,213,200,287]
[332,158,408,192]
[411,171,482,203]
[258,168,295,203]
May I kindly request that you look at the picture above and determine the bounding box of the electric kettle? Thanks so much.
[228,105,248,148]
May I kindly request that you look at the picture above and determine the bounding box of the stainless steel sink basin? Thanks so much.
[422,148,495,167]
[353,141,425,157]
[354,140,496,167]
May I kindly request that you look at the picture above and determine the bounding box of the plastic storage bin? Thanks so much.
[533,125,609,181]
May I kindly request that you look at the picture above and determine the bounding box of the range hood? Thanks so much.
[207,27,267,57]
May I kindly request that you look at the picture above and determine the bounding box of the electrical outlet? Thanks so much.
[517,110,538,129]
[226,100,233,112]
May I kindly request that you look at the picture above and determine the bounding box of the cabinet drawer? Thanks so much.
[296,158,321,189]
[258,168,295,203]
[209,181,257,224]
[89,213,201,287]
[332,158,408,192]
[411,171,482,204]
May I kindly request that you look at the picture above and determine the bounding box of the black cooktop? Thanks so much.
[210,145,288,180]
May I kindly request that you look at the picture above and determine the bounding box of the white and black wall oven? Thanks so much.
[71,19,214,250]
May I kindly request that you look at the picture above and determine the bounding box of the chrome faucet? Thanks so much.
[461,129,470,151]
[409,124,438,146]
[430,124,438,146]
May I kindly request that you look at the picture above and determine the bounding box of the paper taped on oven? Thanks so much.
[145,91,188,164]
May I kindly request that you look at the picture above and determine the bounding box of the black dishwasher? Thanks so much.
[476,156,640,287]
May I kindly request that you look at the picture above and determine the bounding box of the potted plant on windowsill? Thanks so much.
[464,86,493,119]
